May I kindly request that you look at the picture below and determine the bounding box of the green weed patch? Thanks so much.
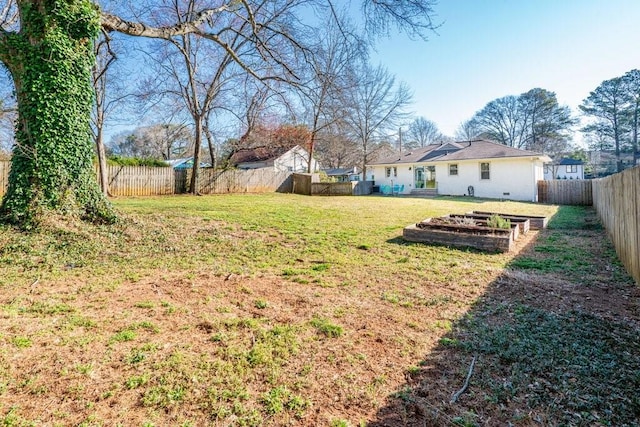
[455,303,640,425]
[5,195,631,426]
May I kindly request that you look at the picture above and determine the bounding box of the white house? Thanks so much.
[544,158,585,180]
[322,166,361,182]
[366,139,551,202]
[229,145,319,173]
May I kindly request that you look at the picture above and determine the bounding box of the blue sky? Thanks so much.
[371,0,640,140]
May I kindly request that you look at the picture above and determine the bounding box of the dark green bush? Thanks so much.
[107,156,169,167]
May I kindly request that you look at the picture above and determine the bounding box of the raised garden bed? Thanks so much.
[449,213,531,234]
[403,217,516,253]
[438,215,521,241]
[471,210,547,230]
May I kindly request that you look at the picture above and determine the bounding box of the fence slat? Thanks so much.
[537,180,593,205]
[0,162,292,197]
[593,166,640,285]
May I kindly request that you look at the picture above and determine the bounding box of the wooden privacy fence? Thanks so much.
[292,173,318,195]
[311,181,373,196]
[175,168,292,194]
[107,165,174,196]
[311,182,354,196]
[0,161,292,196]
[0,162,176,197]
[293,173,373,196]
[593,166,640,285]
[538,179,593,205]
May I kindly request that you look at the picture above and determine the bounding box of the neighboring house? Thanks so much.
[229,145,319,173]
[165,158,211,169]
[323,167,361,182]
[367,139,551,202]
[544,158,585,180]
[586,150,636,177]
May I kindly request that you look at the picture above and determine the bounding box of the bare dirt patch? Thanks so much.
[0,197,635,426]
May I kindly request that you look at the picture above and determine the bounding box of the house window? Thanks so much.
[566,165,577,173]
[480,162,490,180]
[385,167,397,178]
[449,164,458,176]
[385,167,391,178]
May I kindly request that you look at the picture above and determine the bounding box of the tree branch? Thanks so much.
[100,5,229,38]
[450,354,477,404]
[93,29,117,85]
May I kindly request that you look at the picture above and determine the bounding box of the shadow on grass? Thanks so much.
[370,205,640,426]
[406,196,505,204]
[368,194,504,204]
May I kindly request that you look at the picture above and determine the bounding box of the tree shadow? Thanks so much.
[369,206,640,426]
[389,195,507,204]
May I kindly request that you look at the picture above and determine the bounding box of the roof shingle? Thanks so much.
[229,146,294,165]
[368,139,547,165]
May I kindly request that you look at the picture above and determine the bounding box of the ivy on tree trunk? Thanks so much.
[0,0,116,228]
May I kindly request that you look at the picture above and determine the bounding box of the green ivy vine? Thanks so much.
[0,0,116,228]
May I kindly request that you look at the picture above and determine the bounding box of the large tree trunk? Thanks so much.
[189,115,203,194]
[0,0,116,228]
[306,132,316,173]
[204,125,217,170]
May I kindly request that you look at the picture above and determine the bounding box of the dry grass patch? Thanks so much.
[8,194,629,426]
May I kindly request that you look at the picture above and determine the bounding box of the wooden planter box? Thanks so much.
[442,215,521,240]
[403,218,516,253]
[471,211,548,230]
[449,213,531,234]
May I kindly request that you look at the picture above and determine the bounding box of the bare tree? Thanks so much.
[471,95,523,147]
[405,116,440,149]
[231,74,296,155]
[0,0,438,226]
[295,10,365,172]
[137,0,314,192]
[92,30,138,195]
[341,61,412,180]
[92,33,116,195]
[109,124,193,160]
[314,122,361,169]
[145,123,194,160]
[361,0,439,40]
[471,89,575,154]
[454,119,482,141]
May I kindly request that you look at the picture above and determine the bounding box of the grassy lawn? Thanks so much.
[0,194,636,426]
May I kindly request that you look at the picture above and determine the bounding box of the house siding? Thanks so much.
[274,146,318,173]
[370,157,543,202]
[544,164,584,180]
[439,158,541,201]
[236,146,319,173]
[370,165,412,190]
